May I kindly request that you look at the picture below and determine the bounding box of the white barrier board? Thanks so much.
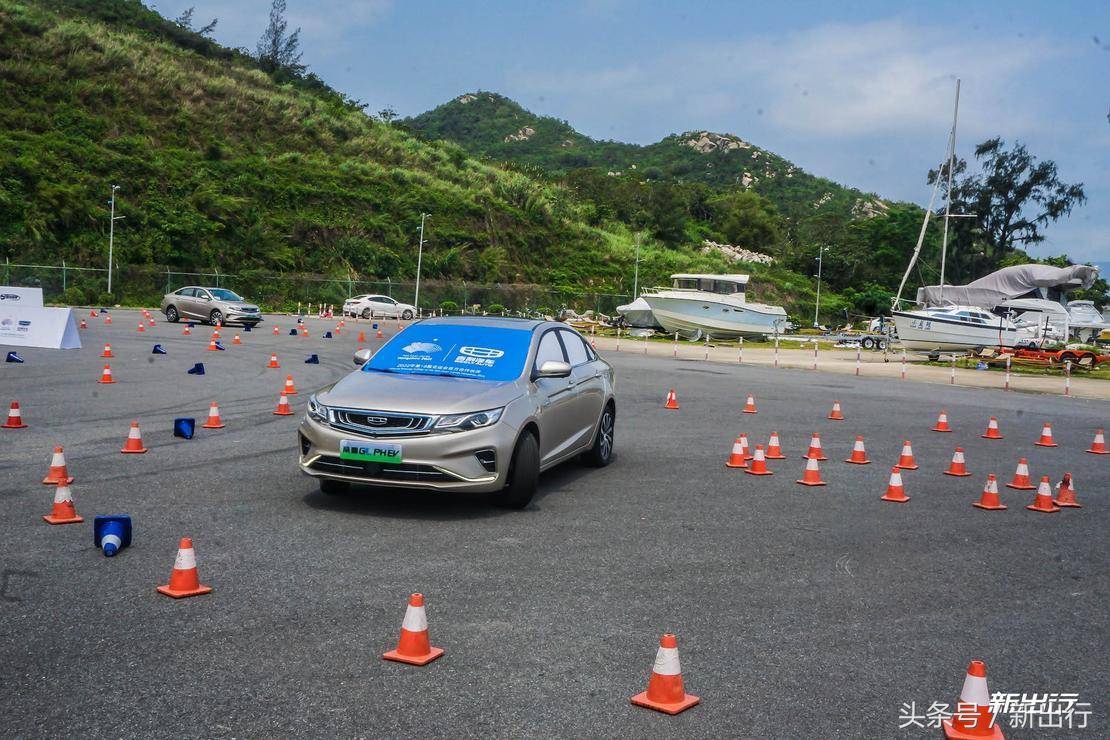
[0,286,45,307]
[0,306,82,350]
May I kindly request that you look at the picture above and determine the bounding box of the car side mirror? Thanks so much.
[200,295,211,301]
[535,360,571,379]
[353,348,373,365]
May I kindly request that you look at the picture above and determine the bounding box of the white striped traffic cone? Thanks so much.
[630,633,700,715]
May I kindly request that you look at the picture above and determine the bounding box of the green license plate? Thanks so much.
[339,440,402,464]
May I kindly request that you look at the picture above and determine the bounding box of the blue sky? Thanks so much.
[155,0,1109,265]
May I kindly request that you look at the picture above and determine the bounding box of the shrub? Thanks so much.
[439,300,458,313]
[62,286,87,306]
[486,303,507,315]
[97,292,117,306]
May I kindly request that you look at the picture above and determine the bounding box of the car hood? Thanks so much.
[318,370,523,414]
[220,300,259,311]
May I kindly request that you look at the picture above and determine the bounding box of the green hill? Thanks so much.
[404,91,890,225]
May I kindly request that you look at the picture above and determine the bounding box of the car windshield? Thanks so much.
[363,324,532,381]
[208,288,242,301]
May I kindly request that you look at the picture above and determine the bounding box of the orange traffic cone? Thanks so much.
[104,315,112,325]
[765,431,786,459]
[805,432,828,461]
[301,326,309,337]
[3,401,28,429]
[724,437,747,468]
[895,440,918,470]
[1026,477,1060,513]
[136,321,144,333]
[796,456,827,487]
[745,445,773,475]
[973,474,1006,511]
[201,402,225,429]
[98,364,116,384]
[881,467,909,503]
[43,482,83,525]
[981,416,1003,439]
[383,593,444,665]
[89,309,97,318]
[941,660,1005,740]
[232,334,241,345]
[944,447,971,477]
[101,343,113,358]
[358,330,366,342]
[827,400,844,420]
[273,325,280,335]
[1005,458,1035,490]
[120,421,148,453]
[1053,473,1080,508]
[376,328,384,339]
[742,394,758,414]
[212,329,221,339]
[42,446,75,485]
[1034,422,1058,448]
[283,374,298,395]
[206,339,220,351]
[664,389,679,410]
[156,537,213,598]
[182,325,191,335]
[79,319,87,329]
[1087,429,1108,454]
[630,633,699,715]
[267,353,281,369]
[932,409,952,432]
[148,318,155,327]
[272,393,294,416]
[844,436,870,465]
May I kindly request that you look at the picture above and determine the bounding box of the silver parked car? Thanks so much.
[161,286,262,326]
[298,316,616,508]
[342,294,417,320]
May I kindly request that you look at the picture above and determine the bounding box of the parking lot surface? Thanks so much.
[1,311,1106,737]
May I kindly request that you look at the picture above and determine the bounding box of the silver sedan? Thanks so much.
[298,316,615,508]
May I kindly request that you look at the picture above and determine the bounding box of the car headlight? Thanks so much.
[434,407,504,431]
[307,394,330,422]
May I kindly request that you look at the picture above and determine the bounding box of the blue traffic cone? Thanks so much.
[187,362,206,375]
[372,323,379,330]
[99,308,108,314]
[243,325,252,332]
[94,515,132,557]
[305,354,320,364]
[152,344,167,355]
[213,341,225,351]
[173,417,196,439]
[5,351,24,363]
[289,328,299,336]
[324,331,333,339]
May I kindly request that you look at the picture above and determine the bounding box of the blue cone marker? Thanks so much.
[173,417,196,439]
[243,325,252,332]
[93,515,132,557]
[305,354,320,364]
[324,331,333,339]
[6,351,24,363]
[289,328,298,336]
[152,344,167,355]
[188,362,206,375]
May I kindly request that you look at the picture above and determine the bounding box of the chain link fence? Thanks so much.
[2,260,633,317]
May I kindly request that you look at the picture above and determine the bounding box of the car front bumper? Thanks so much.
[297,414,514,493]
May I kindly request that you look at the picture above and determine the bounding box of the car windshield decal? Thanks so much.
[364,325,531,381]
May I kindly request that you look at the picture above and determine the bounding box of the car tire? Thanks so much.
[165,306,179,323]
[583,403,615,467]
[494,432,539,509]
[319,479,350,495]
[361,308,372,319]
[401,309,414,320]
[209,309,223,325]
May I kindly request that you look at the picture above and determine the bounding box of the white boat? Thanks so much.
[1066,300,1108,342]
[615,297,661,328]
[640,274,788,339]
[893,305,1037,352]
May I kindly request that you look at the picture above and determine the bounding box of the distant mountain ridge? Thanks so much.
[404,91,889,223]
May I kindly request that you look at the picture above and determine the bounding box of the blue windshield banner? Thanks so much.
[364,324,532,381]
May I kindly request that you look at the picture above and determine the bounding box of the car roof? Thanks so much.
[417,315,553,332]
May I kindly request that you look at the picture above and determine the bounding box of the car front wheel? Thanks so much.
[165,306,179,323]
[361,308,372,319]
[401,309,414,320]
[583,403,615,467]
[209,309,223,325]
[494,432,539,509]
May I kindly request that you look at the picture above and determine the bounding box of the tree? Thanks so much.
[256,0,304,74]
[707,190,782,251]
[377,108,398,125]
[930,138,1086,281]
[173,7,217,37]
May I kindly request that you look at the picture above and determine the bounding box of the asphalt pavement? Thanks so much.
[1,310,1106,738]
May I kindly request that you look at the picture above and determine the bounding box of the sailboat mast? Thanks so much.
[938,78,961,303]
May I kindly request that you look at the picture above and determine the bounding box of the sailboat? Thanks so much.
[891,80,1037,353]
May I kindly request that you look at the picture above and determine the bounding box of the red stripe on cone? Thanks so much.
[42,446,75,485]
[1026,477,1060,513]
[942,660,1005,739]
[630,633,699,715]
[944,447,971,477]
[881,467,909,503]
[3,401,28,429]
[973,474,1006,511]
[383,593,444,665]
[1052,473,1081,508]
[156,537,213,598]
[1086,429,1108,454]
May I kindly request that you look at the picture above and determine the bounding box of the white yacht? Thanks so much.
[893,304,1037,352]
[640,274,788,339]
[1066,300,1108,342]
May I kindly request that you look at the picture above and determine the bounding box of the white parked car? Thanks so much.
[342,294,417,320]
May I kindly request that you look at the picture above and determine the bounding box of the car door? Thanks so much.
[177,288,199,319]
[530,328,579,465]
[374,296,399,318]
[192,288,213,320]
[558,329,606,451]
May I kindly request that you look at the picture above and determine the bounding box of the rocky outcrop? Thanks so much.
[503,125,536,142]
[682,131,752,154]
[851,198,889,219]
[701,240,775,264]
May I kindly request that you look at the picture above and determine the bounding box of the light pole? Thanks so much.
[632,233,641,298]
[107,185,124,295]
[813,245,830,328]
[414,212,429,315]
